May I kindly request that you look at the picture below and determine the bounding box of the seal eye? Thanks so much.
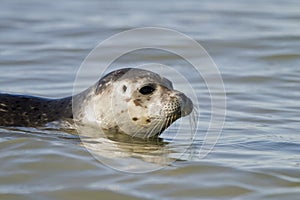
[139,85,155,95]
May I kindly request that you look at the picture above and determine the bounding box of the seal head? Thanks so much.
[74,68,193,138]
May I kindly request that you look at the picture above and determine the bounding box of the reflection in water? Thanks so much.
[76,122,195,173]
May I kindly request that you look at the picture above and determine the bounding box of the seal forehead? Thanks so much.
[95,68,173,95]
[115,68,173,89]
[95,68,131,94]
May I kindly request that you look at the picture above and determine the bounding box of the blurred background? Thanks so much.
[0,0,300,200]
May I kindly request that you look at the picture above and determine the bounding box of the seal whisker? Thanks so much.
[191,107,199,127]
[132,126,143,138]
[156,118,167,137]
[131,122,151,139]
[144,121,159,139]
[159,116,170,135]
[167,114,174,128]
[143,118,164,139]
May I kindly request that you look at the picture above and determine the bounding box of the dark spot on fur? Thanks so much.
[133,99,143,107]
[122,85,127,92]
[146,119,151,123]
[95,68,131,94]
[132,117,138,121]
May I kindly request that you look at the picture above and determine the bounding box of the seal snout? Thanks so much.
[163,91,193,118]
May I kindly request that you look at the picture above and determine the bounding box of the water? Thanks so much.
[1,0,300,199]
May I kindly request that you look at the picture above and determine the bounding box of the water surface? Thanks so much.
[1,0,300,199]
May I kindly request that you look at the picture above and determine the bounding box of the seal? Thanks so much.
[0,68,193,138]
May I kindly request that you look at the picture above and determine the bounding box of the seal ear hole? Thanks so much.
[139,84,156,95]
[122,85,127,93]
